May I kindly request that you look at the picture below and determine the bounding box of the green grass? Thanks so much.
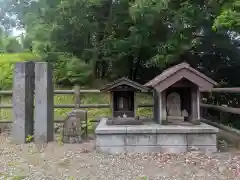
[0,52,40,62]
[0,52,40,90]
[0,92,153,131]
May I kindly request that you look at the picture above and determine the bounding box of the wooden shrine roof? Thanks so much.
[144,62,218,89]
[101,77,149,92]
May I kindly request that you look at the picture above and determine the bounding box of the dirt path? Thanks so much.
[1,134,240,180]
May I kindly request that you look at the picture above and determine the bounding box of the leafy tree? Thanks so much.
[0,0,239,87]
[213,0,240,31]
[4,37,22,53]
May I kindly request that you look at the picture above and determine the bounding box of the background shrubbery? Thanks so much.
[0,53,40,90]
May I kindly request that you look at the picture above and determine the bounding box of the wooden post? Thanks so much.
[134,92,137,118]
[74,85,81,109]
[74,85,88,139]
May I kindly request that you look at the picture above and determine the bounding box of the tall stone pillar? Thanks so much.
[34,62,54,142]
[12,62,35,144]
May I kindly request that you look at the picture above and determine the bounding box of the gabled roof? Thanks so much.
[101,77,149,92]
[144,62,218,88]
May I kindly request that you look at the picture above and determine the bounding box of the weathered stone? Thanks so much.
[34,62,54,142]
[126,124,157,134]
[106,118,143,125]
[161,120,168,125]
[96,134,125,147]
[62,109,87,143]
[95,118,127,134]
[156,124,219,134]
[157,134,187,146]
[182,109,188,117]
[95,118,219,154]
[187,145,217,153]
[190,119,201,125]
[126,146,159,153]
[34,134,47,151]
[187,134,217,146]
[166,92,181,116]
[96,146,125,154]
[160,146,187,153]
[12,62,34,144]
[126,134,157,146]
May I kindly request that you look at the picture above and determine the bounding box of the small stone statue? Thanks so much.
[62,109,86,143]
[182,109,188,121]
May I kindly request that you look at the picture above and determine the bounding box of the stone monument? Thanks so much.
[62,110,83,143]
[166,92,182,116]
[62,85,88,143]
[34,62,54,142]
[12,62,35,144]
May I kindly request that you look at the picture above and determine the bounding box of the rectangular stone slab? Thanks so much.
[106,119,143,125]
[34,62,54,142]
[95,118,127,134]
[95,118,219,154]
[12,62,35,144]
[96,118,219,135]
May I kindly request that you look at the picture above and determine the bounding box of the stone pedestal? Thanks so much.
[34,62,54,142]
[96,118,219,154]
[12,62,35,144]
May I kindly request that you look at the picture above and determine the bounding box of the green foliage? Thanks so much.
[0,27,25,53]
[213,0,240,31]
[57,132,64,146]
[68,176,75,180]
[48,52,93,86]
[136,176,148,180]
[66,56,93,85]
[26,135,33,143]
[0,53,40,90]
[2,0,238,84]
[0,174,28,180]
[11,176,28,180]
[4,37,22,53]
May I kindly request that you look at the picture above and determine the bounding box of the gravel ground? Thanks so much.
[0,134,240,180]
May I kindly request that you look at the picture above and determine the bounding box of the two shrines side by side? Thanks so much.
[12,61,54,144]
[100,62,218,125]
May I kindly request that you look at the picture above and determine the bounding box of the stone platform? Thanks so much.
[95,118,219,154]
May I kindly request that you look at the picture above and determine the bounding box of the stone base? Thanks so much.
[63,135,82,143]
[106,118,143,125]
[95,118,219,154]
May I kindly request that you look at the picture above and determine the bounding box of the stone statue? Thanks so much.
[62,110,87,143]
[166,92,181,116]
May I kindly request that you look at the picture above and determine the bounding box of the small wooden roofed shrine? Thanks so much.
[144,62,218,125]
[101,77,149,119]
